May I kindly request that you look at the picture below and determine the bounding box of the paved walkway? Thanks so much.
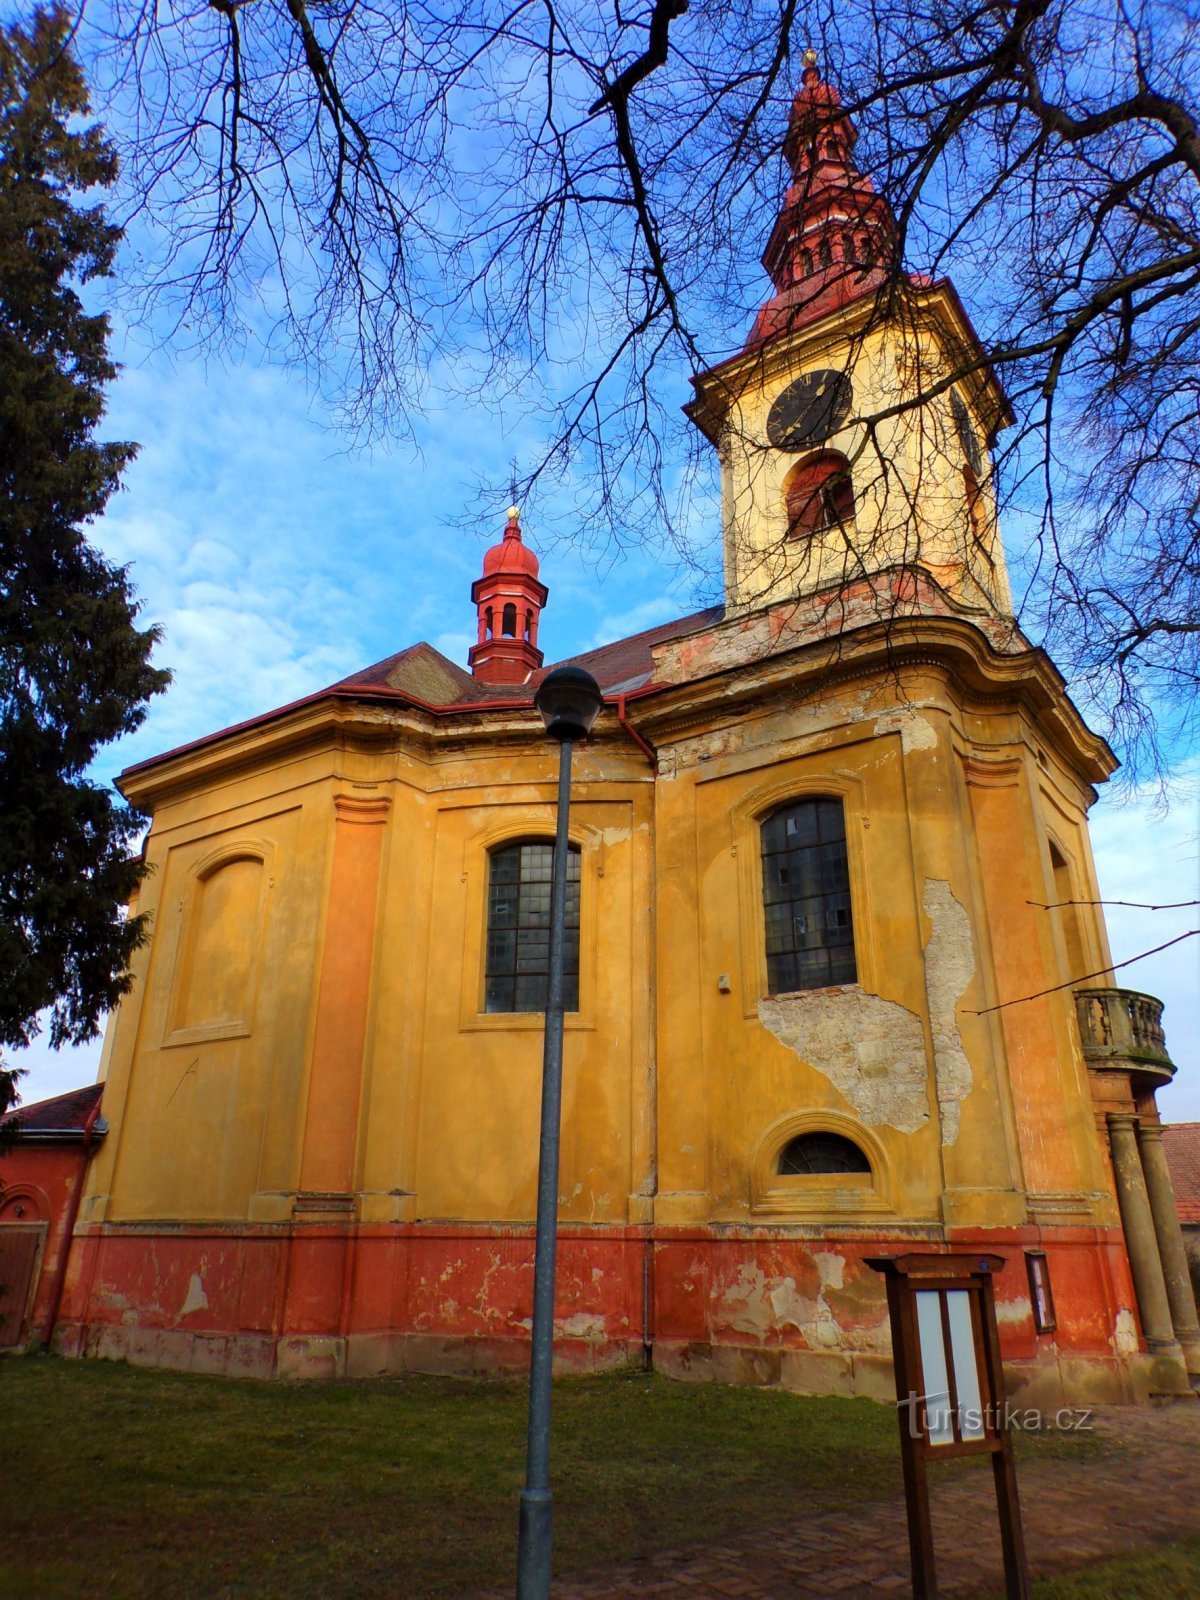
[478,1402,1200,1598]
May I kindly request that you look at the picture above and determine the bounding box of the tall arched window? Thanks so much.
[784,453,855,540]
[760,798,856,993]
[502,602,518,637]
[485,840,581,1012]
[1049,841,1086,986]
[963,464,987,547]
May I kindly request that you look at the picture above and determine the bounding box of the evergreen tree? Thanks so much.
[0,5,168,1114]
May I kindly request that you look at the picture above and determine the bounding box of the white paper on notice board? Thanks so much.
[915,1288,985,1445]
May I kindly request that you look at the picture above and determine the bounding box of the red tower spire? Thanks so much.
[746,50,896,349]
[468,506,549,685]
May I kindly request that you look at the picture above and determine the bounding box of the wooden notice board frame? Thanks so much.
[866,1253,1030,1600]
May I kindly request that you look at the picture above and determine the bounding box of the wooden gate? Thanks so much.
[0,1225,45,1347]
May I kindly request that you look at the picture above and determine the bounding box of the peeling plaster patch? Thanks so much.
[721,1256,873,1352]
[873,706,938,753]
[995,1299,1030,1325]
[720,1263,775,1337]
[180,1273,208,1318]
[759,988,931,1131]
[1114,1308,1139,1355]
[922,879,975,1146]
[814,1251,845,1292]
[556,1313,606,1340]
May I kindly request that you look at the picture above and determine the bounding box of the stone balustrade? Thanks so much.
[1074,987,1175,1075]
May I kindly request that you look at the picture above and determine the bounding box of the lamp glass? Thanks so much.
[534,665,603,741]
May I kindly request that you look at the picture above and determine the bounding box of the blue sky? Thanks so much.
[12,321,1199,1120]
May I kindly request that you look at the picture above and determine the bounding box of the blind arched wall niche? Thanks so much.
[165,843,273,1047]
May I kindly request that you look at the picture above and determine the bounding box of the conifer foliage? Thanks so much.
[0,5,167,1112]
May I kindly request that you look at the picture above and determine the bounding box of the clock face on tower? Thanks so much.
[766,369,853,451]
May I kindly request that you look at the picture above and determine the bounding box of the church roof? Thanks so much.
[329,604,726,707]
[1,1082,105,1141]
[118,603,727,784]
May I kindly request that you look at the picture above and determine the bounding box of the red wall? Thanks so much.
[54,1218,1144,1396]
[0,1142,92,1347]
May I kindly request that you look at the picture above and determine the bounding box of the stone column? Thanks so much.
[1106,1113,1182,1355]
[1136,1116,1200,1377]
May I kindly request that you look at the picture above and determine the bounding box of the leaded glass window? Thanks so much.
[485,841,581,1012]
[778,1132,871,1175]
[760,798,856,993]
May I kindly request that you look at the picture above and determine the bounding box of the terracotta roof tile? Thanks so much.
[1163,1123,1200,1222]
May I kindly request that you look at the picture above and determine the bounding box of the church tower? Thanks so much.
[689,52,1014,620]
[468,506,548,685]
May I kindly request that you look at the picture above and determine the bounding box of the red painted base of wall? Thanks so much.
[54,1220,1161,1403]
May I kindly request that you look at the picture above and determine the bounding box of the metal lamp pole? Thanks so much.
[517,665,604,1600]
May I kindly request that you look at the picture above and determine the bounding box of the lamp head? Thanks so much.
[534,665,604,742]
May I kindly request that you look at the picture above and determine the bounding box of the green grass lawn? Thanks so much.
[0,1356,1123,1600]
[987,1542,1200,1599]
[4,1357,906,1598]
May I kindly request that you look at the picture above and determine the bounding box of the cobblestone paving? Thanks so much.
[476,1402,1200,1598]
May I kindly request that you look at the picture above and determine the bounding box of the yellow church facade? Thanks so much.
[56,60,1197,1404]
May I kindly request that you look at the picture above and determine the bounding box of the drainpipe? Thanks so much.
[43,1097,104,1349]
[641,1236,656,1372]
[615,694,657,767]
[615,692,658,1371]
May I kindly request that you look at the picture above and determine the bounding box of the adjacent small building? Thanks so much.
[31,60,1198,1402]
[0,1084,106,1351]
[1164,1123,1200,1305]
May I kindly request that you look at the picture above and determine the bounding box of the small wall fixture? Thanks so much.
[1025,1250,1057,1335]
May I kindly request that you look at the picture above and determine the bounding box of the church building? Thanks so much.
[50,59,1197,1403]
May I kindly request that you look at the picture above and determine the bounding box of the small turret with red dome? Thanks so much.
[747,50,897,349]
[468,506,549,685]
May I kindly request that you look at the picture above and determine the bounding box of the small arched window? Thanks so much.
[778,1132,871,1176]
[760,797,856,993]
[784,453,855,540]
[485,840,581,1013]
[485,606,494,639]
[819,233,832,268]
[502,602,518,637]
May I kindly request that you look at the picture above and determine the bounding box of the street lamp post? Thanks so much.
[517,665,604,1600]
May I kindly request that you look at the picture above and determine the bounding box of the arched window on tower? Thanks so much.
[524,609,533,641]
[819,233,832,268]
[963,465,988,551]
[502,602,517,637]
[1048,840,1086,986]
[784,453,855,540]
[485,606,494,640]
